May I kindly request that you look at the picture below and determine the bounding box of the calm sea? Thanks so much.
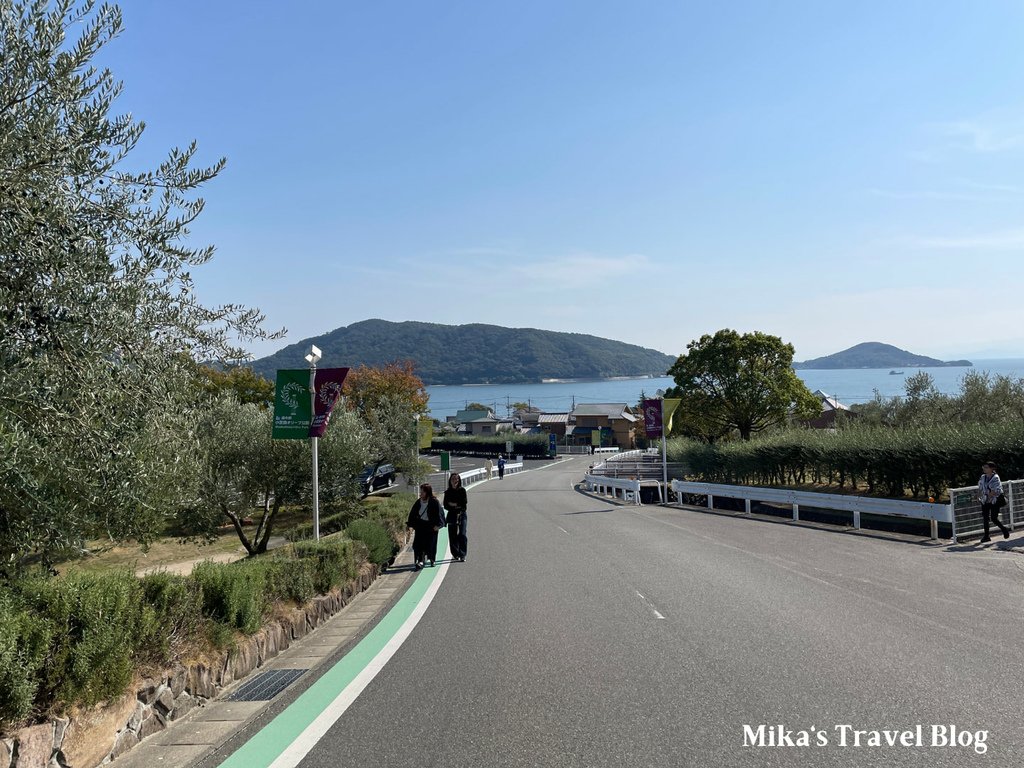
[424,359,1024,420]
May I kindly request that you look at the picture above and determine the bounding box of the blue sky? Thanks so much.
[97,1,1024,361]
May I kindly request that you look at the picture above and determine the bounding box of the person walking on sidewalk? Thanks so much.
[498,454,506,479]
[978,461,1010,543]
[443,473,469,562]
[407,483,444,569]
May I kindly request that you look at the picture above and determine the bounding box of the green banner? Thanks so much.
[272,369,312,440]
[417,419,433,450]
[440,451,450,471]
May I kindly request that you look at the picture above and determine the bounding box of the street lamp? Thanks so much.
[305,345,321,540]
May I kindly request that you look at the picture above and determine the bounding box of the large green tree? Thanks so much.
[0,0,278,572]
[665,330,820,441]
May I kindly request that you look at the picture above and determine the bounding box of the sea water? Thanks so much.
[424,359,1024,420]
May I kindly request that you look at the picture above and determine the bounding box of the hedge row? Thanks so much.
[0,538,359,730]
[668,421,1024,499]
[429,433,550,457]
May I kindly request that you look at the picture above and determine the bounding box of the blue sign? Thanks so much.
[548,433,557,455]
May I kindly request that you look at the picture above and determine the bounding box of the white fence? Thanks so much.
[948,479,1023,540]
[583,473,642,505]
[458,461,524,486]
[671,480,952,540]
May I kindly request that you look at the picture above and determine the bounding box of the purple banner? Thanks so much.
[309,367,350,437]
[642,398,662,438]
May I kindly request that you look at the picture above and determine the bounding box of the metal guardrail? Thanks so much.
[948,479,1023,540]
[583,473,641,505]
[459,462,524,486]
[670,480,952,540]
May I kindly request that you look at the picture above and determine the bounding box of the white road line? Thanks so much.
[557,526,569,535]
[635,590,666,620]
[266,560,450,768]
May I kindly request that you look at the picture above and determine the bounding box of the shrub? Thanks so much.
[192,560,268,635]
[346,519,397,567]
[290,538,359,593]
[0,589,50,728]
[138,571,204,663]
[20,571,152,710]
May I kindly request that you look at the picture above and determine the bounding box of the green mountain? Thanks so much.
[793,342,972,370]
[249,319,676,385]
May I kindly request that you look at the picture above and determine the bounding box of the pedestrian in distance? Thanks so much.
[407,483,444,569]
[978,461,1010,543]
[497,454,506,479]
[443,472,468,562]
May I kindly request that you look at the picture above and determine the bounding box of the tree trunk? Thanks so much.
[221,503,255,555]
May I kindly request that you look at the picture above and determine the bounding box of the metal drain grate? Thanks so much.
[228,669,306,702]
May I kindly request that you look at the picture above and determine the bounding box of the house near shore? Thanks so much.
[805,390,855,429]
[570,403,637,449]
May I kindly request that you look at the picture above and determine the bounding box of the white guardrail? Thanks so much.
[583,474,642,505]
[459,462,524,486]
[670,479,952,540]
[949,479,1023,540]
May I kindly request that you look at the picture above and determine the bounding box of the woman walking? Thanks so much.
[407,483,444,569]
[978,461,1010,543]
[443,473,469,562]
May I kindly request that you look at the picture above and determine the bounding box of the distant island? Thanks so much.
[793,342,972,370]
[249,319,676,385]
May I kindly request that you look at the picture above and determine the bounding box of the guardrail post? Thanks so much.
[930,519,938,540]
[792,503,799,521]
[707,494,714,510]
[948,491,957,543]
[853,510,861,529]
[744,498,751,515]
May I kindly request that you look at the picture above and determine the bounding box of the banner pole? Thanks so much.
[310,363,320,542]
[661,397,668,504]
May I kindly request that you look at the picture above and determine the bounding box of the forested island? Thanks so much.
[793,342,972,369]
[250,319,676,384]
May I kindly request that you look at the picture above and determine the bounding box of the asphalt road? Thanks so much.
[293,455,1021,767]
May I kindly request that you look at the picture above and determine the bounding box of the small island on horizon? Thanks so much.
[793,342,972,370]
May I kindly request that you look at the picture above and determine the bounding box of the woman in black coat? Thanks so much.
[407,483,444,570]
[443,473,468,562]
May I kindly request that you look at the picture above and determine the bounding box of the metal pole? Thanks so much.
[660,397,668,505]
[310,364,319,542]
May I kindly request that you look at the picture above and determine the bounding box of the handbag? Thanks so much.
[995,494,1007,509]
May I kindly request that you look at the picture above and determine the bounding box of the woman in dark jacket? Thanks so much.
[443,473,468,562]
[407,483,443,569]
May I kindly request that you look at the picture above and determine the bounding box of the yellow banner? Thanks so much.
[662,398,682,434]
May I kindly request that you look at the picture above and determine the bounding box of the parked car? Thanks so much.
[359,463,396,496]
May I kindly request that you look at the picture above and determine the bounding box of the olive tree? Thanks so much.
[0,1,278,572]
[665,330,821,441]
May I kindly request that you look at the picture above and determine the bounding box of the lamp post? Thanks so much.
[304,344,322,540]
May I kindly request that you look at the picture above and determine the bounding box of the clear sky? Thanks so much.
[96,1,1024,361]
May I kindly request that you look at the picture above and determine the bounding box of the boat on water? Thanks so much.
[889,370,904,375]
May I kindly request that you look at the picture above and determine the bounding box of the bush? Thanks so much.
[0,589,50,728]
[20,571,152,710]
[428,433,549,457]
[192,560,268,635]
[346,519,397,567]
[290,538,359,593]
[286,507,357,542]
[138,571,204,663]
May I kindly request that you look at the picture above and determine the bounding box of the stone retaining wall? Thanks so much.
[2,564,379,768]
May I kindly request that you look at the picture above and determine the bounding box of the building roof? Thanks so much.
[538,413,570,424]
[571,403,637,421]
[813,390,851,412]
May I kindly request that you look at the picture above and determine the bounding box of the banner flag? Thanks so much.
[642,398,663,438]
[417,418,434,450]
[662,398,682,434]
[309,367,350,437]
[272,370,313,440]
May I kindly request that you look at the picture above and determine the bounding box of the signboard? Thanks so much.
[272,368,349,440]
[505,440,513,454]
[272,370,312,440]
[309,367,350,437]
[642,398,662,438]
[591,429,601,447]
[548,433,557,455]
[440,451,450,471]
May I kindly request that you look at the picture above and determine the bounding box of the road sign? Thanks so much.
[441,451,450,471]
